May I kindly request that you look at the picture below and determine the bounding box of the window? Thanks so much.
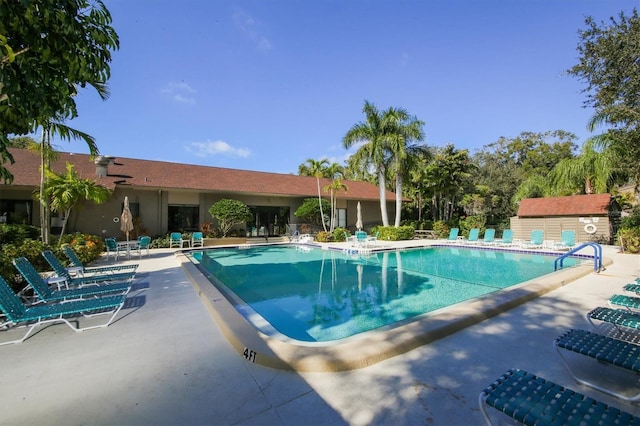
[337,208,346,228]
[168,205,199,231]
[0,199,33,225]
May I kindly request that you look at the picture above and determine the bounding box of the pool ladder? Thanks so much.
[554,242,603,272]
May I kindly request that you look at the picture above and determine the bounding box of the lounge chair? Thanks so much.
[609,294,640,311]
[479,229,495,245]
[442,228,459,243]
[587,306,640,333]
[191,232,204,248]
[520,230,544,249]
[494,229,513,247]
[467,228,480,244]
[553,230,576,250]
[136,236,152,256]
[355,231,370,247]
[169,232,187,248]
[479,368,640,425]
[0,275,126,345]
[624,283,640,294]
[63,245,137,276]
[554,328,640,401]
[104,237,122,261]
[12,257,131,303]
[41,250,135,287]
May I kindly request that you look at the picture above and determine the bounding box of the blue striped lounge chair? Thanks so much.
[480,229,495,245]
[480,368,640,425]
[0,275,126,345]
[587,307,640,334]
[41,250,135,288]
[442,228,459,243]
[466,228,480,244]
[12,257,131,304]
[554,328,640,401]
[520,230,544,249]
[553,230,576,250]
[494,229,514,247]
[63,245,138,277]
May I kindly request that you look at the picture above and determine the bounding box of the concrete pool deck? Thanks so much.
[1,242,639,425]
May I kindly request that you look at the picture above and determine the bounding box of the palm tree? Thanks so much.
[322,162,347,232]
[298,158,330,232]
[343,101,395,226]
[385,110,426,226]
[42,162,111,239]
[549,139,621,195]
[36,119,99,244]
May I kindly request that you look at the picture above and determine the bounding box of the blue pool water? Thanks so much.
[188,245,580,342]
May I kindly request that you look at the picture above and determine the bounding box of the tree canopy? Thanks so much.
[0,0,119,182]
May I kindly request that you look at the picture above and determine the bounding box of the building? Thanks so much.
[0,148,396,239]
[511,194,621,244]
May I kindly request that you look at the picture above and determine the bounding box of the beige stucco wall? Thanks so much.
[1,185,396,238]
[510,215,611,244]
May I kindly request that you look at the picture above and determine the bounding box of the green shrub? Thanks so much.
[151,235,170,248]
[315,231,332,242]
[373,225,414,241]
[0,239,56,291]
[459,215,486,237]
[60,232,104,263]
[432,221,452,238]
[618,228,640,254]
[332,227,349,242]
[0,224,40,244]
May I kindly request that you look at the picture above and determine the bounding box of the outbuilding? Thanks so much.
[511,194,621,245]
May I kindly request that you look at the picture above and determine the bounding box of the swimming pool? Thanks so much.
[187,245,580,343]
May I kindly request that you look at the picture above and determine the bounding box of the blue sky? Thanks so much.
[57,0,638,175]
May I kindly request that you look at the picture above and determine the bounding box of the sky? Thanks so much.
[55,0,639,175]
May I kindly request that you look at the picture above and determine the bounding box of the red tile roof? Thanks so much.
[3,148,393,201]
[517,194,612,217]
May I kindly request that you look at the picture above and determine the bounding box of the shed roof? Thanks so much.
[2,148,393,201]
[517,194,612,217]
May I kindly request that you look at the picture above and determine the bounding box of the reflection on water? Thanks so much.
[190,246,578,342]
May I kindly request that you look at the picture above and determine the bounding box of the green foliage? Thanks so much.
[332,227,350,242]
[617,228,640,254]
[294,198,331,226]
[0,229,106,291]
[59,232,104,263]
[200,222,221,238]
[0,0,120,182]
[42,162,111,239]
[459,215,487,237]
[315,231,332,242]
[0,239,53,291]
[0,224,40,244]
[373,225,414,241]
[432,220,453,238]
[620,207,640,229]
[208,199,252,237]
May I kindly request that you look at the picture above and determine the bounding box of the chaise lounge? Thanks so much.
[479,368,640,425]
[554,328,640,401]
[63,245,138,276]
[0,275,126,345]
[13,257,131,304]
[42,250,136,287]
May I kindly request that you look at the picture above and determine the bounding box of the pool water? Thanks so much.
[188,245,579,343]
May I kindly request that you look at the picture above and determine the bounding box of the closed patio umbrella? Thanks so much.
[120,196,134,241]
[355,202,363,231]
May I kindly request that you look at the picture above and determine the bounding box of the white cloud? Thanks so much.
[161,81,196,104]
[186,140,251,158]
[232,9,273,52]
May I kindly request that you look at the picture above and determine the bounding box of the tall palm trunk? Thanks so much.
[316,177,327,232]
[378,167,389,226]
[394,172,402,227]
[39,126,50,244]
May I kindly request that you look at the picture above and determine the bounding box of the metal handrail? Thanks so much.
[554,242,603,272]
